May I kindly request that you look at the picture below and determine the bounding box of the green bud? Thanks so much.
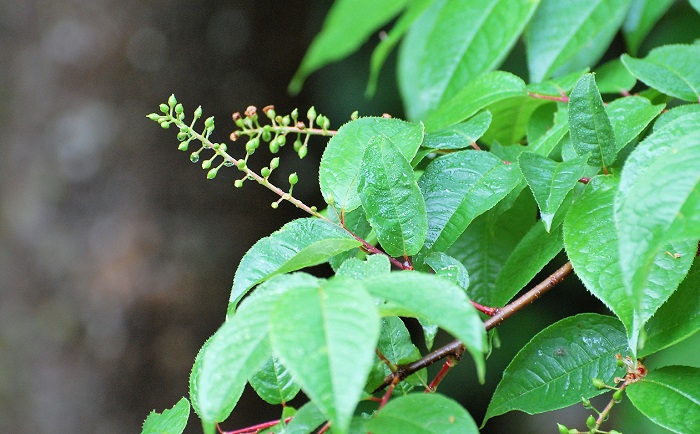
[159,103,170,114]
[194,106,203,119]
[592,378,606,389]
[234,179,244,188]
[557,423,569,434]
[322,117,330,130]
[177,112,185,121]
[609,430,621,434]
[262,130,271,142]
[218,143,227,152]
[204,116,215,129]
[160,121,170,129]
[261,167,271,178]
[350,110,359,120]
[236,160,247,170]
[291,108,299,122]
[276,135,286,146]
[206,168,218,179]
[270,157,280,170]
[175,103,184,114]
[282,115,290,126]
[168,94,177,107]
[146,113,160,121]
[581,397,591,408]
[190,153,200,163]
[586,415,596,429]
[266,108,276,120]
[298,145,308,159]
[177,131,188,141]
[616,358,625,368]
[293,139,302,152]
[307,106,316,122]
[613,389,624,403]
[288,172,298,185]
[235,118,245,128]
[177,142,189,151]
[269,141,279,154]
[246,140,258,154]
[271,202,279,209]
[201,159,212,170]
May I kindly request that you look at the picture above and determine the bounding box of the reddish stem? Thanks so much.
[221,417,292,434]
[471,300,498,316]
[425,357,457,393]
[528,92,569,103]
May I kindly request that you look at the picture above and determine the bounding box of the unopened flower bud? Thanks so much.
[147,113,160,121]
[592,378,606,389]
[159,103,169,114]
[585,415,596,429]
[307,106,317,122]
[350,110,359,120]
[204,116,215,129]
[288,172,298,185]
[270,157,280,170]
[261,167,271,178]
[194,106,203,119]
[207,167,218,179]
[298,145,308,159]
[613,389,624,403]
[168,94,177,107]
[175,103,184,114]
[263,105,276,119]
[557,424,569,434]
[234,179,244,188]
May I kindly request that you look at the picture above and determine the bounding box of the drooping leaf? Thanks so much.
[419,150,522,252]
[622,45,700,103]
[518,152,586,231]
[482,314,628,426]
[270,278,380,433]
[366,394,479,434]
[336,254,391,280]
[626,366,700,434]
[229,218,360,310]
[424,71,527,132]
[364,271,487,381]
[398,0,539,121]
[319,117,424,212]
[358,135,427,257]
[605,96,665,153]
[622,0,675,55]
[568,73,616,167]
[424,252,470,290]
[288,0,407,94]
[249,356,300,405]
[422,110,492,150]
[142,398,190,434]
[526,0,631,82]
[595,59,637,94]
[564,176,695,354]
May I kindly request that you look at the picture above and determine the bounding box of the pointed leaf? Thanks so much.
[142,398,190,434]
[358,135,427,257]
[249,356,300,405]
[229,218,360,310]
[622,45,700,102]
[364,271,486,381]
[627,366,700,434]
[284,401,325,434]
[424,71,526,132]
[398,0,539,121]
[483,314,628,425]
[419,150,522,252]
[366,394,479,434]
[270,278,380,433]
[519,152,586,231]
[595,59,637,94]
[320,117,424,212]
[605,96,665,152]
[569,73,616,167]
[288,0,407,94]
[424,252,470,290]
[422,110,492,150]
[622,0,675,55]
[526,0,631,82]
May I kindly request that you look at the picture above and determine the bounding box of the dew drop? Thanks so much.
[190,153,200,163]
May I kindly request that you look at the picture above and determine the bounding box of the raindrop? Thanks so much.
[223,160,235,167]
[190,153,200,163]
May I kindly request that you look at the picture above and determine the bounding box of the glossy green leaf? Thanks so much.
[270,278,380,433]
[653,103,700,132]
[229,218,360,310]
[398,0,539,121]
[364,271,487,381]
[419,150,522,252]
[320,117,424,212]
[372,316,425,395]
[518,152,586,231]
[366,394,479,434]
[483,314,628,425]
[622,0,675,55]
[249,356,300,405]
[569,73,616,167]
[358,135,427,257]
[422,110,492,150]
[336,254,391,280]
[564,176,695,353]
[641,261,700,357]
[605,96,665,152]
[288,0,407,94]
[526,0,631,82]
[528,106,570,156]
[621,45,700,102]
[627,366,700,434]
[283,401,325,434]
[493,221,563,306]
[424,71,527,132]
[142,398,190,434]
[327,206,373,271]
[424,252,470,290]
[595,59,637,94]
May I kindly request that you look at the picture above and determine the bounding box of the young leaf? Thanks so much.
[622,0,675,55]
[621,45,700,102]
[626,366,700,434]
[424,71,526,132]
[229,218,360,310]
[424,252,470,290]
[594,59,637,94]
[358,135,428,257]
[568,73,616,168]
[142,398,190,434]
[419,150,522,252]
[249,356,300,405]
[605,96,665,153]
[365,393,479,434]
[288,0,407,94]
[482,313,628,426]
[319,117,424,212]
[422,110,492,150]
[364,271,487,381]
[398,0,539,121]
[269,278,380,434]
[518,152,586,231]
[526,0,631,82]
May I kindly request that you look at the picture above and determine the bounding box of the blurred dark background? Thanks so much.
[0,1,696,433]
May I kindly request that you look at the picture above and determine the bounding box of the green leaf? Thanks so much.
[605,96,665,153]
[288,0,407,94]
[526,0,631,82]
[518,152,586,231]
[564,176,695,354]
[284,401,326,434]
[528,106,570,156]
[319,117,424,212]
[398,0,539,121]
[358,135,427,257]
[653,103,700,132]
[422,110,492,150]
[249,356,300,405]
[370,316,425,395]
[482,313,628,426]
[493,221,563,306]
[366,394,479,434]
[569,73,616,167]
[621,44,700,102]
[693,0,700,13]
[622,0,675,55]
[364,271,487,381]
[142,398,190,434]
[627,366,700,434]
[641,261,700,357]
[595,59,637,94]
[424,71,527,132]
[336,254,391,280]
[270,278,380,433]
[327,206,373,271]
[419,150,522,252]
[424,252,470,290]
